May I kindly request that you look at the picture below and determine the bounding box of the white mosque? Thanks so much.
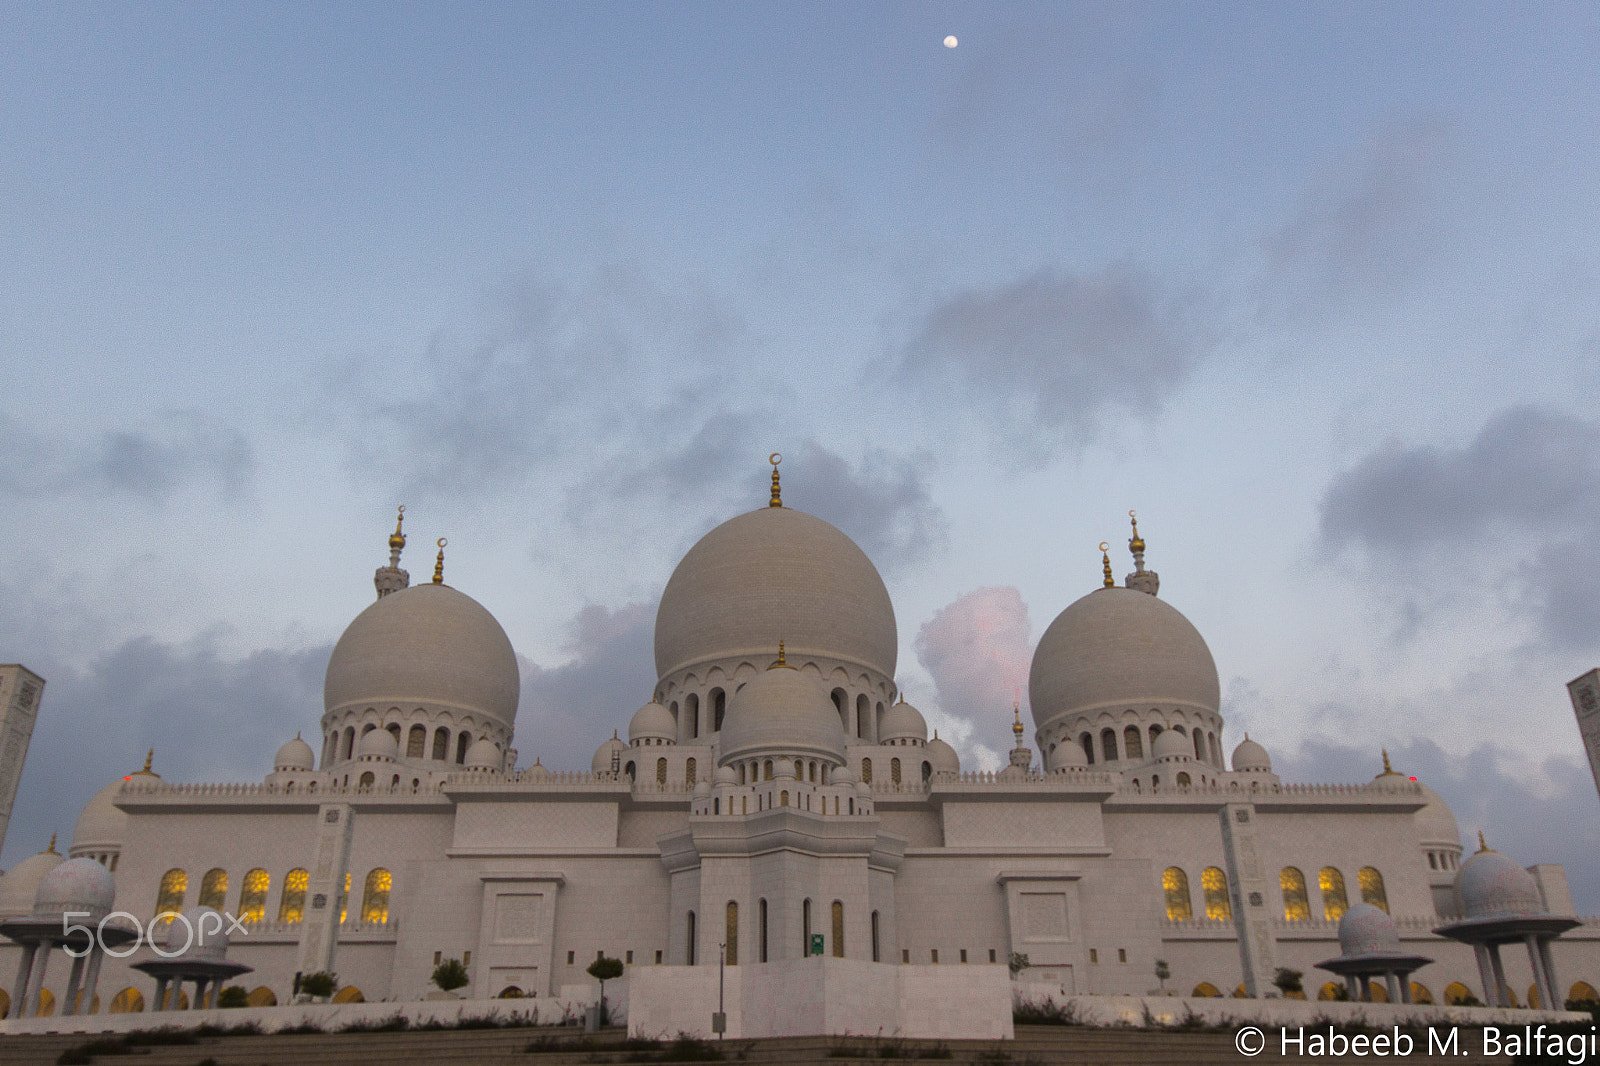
[2,460,1597,1026]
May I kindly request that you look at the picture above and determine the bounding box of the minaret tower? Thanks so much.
[1124,510,1160,596]
[1008,702,1033,771]
[374,505,410,599]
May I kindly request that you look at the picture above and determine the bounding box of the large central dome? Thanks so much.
[654,506,897,682]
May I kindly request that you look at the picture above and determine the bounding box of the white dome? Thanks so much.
[1414,782,1461,848]
[654,507,897,682]
[591,734,627,774]
[714,765,738,787]
[1051,737,1088,770]
[74,782,127,852]
[1232,736,1272,773]
[33,857,115,921]
[357,728,398,760]
[0,845,64,919]
[927,734,961,774]
[274,735,316,772]
[718,664,848,765]
[465,737,502,770]
[1337,903,1401,957]
[629,700,676,743]
[325,583,520,730]
[694,778,712,796]
[167,905,230,960]
[831,765,857,786]
[879,698,927,743]
[1457,847,1548,919]
[1028,587,1220,733]
[1152,728,1191,760]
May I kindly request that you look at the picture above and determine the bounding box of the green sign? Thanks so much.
[809,934,825,956]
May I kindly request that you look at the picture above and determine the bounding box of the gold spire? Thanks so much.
[1100,542,1114,588]
[1012,700,1025,743]
[432,537,447,584]
[46,832,57,853]
[1477,830,1490,853]
[1129,510,1145,555]
[768,453,783,508]
[769,639,794,670]
[1379,749,1398,776]
[143,749,154,773]
[389,505,407,551]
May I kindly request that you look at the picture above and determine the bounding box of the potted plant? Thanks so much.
[1272,967,1304,1000]
[300,971,337,1003]
[587,955,624,1027]
[430,958,470,1000]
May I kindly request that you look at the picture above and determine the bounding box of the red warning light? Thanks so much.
[1409,776,1417,781]
[123,776,132,781]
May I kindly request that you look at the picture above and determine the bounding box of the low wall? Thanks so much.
[1040,993,1588,1029]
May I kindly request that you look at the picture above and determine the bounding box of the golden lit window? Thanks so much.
[1162,867,1192,921]
[237,868,270,923]
[1280,867,1310,921]
[1358,867,1387,913]
[154,868,187,920]
[1202,867,1231,920]
[832,900,845,957]
[725,901,738,966]
[361,868,392,924]
[339,871,351,923]
[278,868,308,923]
[198,868,227,910]
[1319,867,1348,920]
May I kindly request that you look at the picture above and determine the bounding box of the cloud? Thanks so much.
[898,265,1204,456]
[1320,405,1600,648]
[1274,736,1600,913]
[1,633,327,869]
[0,410,253,502]
[515,602,657,771]
[914,586,1034,732]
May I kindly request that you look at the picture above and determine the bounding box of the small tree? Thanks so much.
[300,971,337,999]
[1272,967,1303,997]
[587,955,625,1025]
[1008,952,1030,979]
[1154,959,1171,990]
[432,958,470,993]
[217,985,249,1008]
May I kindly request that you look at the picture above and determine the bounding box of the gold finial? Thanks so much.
[1129,510,1145,555]
[1012,700,1024,742]
[47,832,57,854]
[389,505,407,551]
[769,453,783,508]
[1100,542,1114,588]
[1477,830,1490,853]
[769,639,795,670]
[141,749,154,774]
[433,537,447,584]
[1381,749,1394,775]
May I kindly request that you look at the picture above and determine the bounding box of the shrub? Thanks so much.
[432,957,470,992]
[216,985,250,1008]
[1272,968,1303,996]
[299,971,337,998]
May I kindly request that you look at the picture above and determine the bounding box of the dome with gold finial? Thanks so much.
[879,693,927,745]
[72,753,162,860]
[0,839,65,919]
[717,645,848,766]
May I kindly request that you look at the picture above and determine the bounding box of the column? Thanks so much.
[1488,944,1510,1009]
[1345,975,1359,1000]
[62,950,86,1016]
[1473,944,1496,1008]
[23,941,51,1017]
[1540,939,1561,1010]
[9,942,38,1019]
[1218,801,1278,997]
[153,975,169,1012]
[1397,972,1412,1004]
[1527,935,1553,1010]
[81,949,106,1015]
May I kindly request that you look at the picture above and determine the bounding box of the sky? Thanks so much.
[4,2,1600,906]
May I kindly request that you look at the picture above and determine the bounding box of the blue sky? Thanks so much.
[5,3,1600,906]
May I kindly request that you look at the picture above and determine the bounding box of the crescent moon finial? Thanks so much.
[433,537,447,584]
[1100,542,1115,588]
[769,453,783,507]
[1099,541,1109,552]
[770,452,782,466]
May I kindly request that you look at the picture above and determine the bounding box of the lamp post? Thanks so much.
[713,941,726,1040]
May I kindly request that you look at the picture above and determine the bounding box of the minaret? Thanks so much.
[374,506,410,599]
[1124,510,1160,596]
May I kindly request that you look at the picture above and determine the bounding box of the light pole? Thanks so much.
[714,941,726,1040]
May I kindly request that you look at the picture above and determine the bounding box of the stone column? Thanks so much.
[1473,944,1496,1008]
[81,948,105,1015]
[1488,944,1510,1008]
[1345,974,1359,1000]
[1540,939,1561,1009]
[1526,935,1553,1010]
[9,942,38,1019]
[23,941,51,1017]
[153,975,169,1011]
[1219,801,1278,997]
[62,950,86,1016]
[1396,972,1411,1004]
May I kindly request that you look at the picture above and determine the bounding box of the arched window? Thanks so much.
[1176,772,1191,787]
[1358,867,1388,912]
[362,868,392,923]
[1192,982,1221,997]
[860,758,872,783]
[1123,726,1144,760]
[1202,867,1231,920]
[109,987,144,1013]
[407,725,426,758]
[1079,733,1094,764]
[279,868,308,923]
[358,771,375,788]
[764,759,774,781]
[339,871,350,923]
[922,761,932,782]
[154,868,187,918]
[803,899,812,955]
[1317,982,1344,1001]
[238,868,269,922]
[795,759,803,779]
[624,760,635,780]
[1208,733,1221,765]
[891,758,902,785]
[456,731,470,764]
[1571,981,1600,1005]
[686,757,697,787]
[712,689,726,731]
[1163,867,1192,921]
[723,901,738,965]
[1281,867,1311,921]
[1319,867,1349,920]
[780,790,789,806]
[322,733,336,767]
[1193,730,1205,759]
[657,758,668,787]
[199,868,228,910]
[687,910,697,965]
[1101,728,1118,762]
[386,723,401,746]
[432,727,449,760]
[1148,724,1163,751]
[832,900,845,957]
[687,693,700,739]
[871,910,881,962]
[760,898,769,962]
[1411,982,1433,1004]
[832,689,848,731]
[342,726,355,760]
[1444,982,1474,1005]
[857,693,870,738]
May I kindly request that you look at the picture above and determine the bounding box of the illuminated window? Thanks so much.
[362,868,392,923]
[1123,726,1143,760]
[278,868,308,923]
[1192,982,1221,997]
[832,901,845,957]
[1202,867,1231,920]
[1176,772,1191,787]
[1281,867,1310,921]
[1162,867,1192,921]
[860,758,872,783]
[1358,867,1388,913]
[1319,867,1349,920]
[764,759,774,781]
[726,901,738,965]
[1444,982,1474,1005]
[238,868,269,922]
[109,987,144,1013]
[339,871,351,923]
[1411,982,1433,1004]
[154,868,187,918]
[197,868,227,910]
[1317,982,1344,1001]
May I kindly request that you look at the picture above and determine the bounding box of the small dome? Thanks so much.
[718,665,847,766]
[1232,736,1271,773]
[0,845,65,919]
[1029,587,1220,734]
[168,906,230,961]
[855,779,873,796]
[1457,847,1548,919]
[591,734,627,774]
[1051,738,1088,770]
[1152,728,1191,760]
[831,765,857,786]
[524,758,553,781]
[33,857,115,921]
[357,728,398,761]
[926,734,961,774]
[465,737,502,770]
[73,783,128,852]
[325,583,520,732]
[1337,903,1401,957]
[879,698,927,743]
[773,758,797,780]
[275,735,316,772]
[693,779,712,796]
[1414,782,1462,848]
[713,766,738,787]
[629,700,676,743]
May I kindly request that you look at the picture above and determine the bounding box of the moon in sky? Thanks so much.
[944,35,958,48]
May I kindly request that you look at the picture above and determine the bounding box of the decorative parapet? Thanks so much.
[1111,779,1425,799]
[121,779,448,799]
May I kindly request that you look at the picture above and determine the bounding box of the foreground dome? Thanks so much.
[654,506,897,683]
[325,582,520,730]
[1028,586,1220,734]
[1457,847,1547,919]
[718,662,848,766]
